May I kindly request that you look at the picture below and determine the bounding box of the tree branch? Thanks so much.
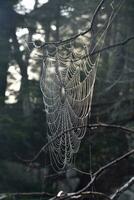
[75,149,134,194]
[15,123,134,163]
[15,123,134,200]
[76,35,134,60]
[0,192,54,200]
[0,191,111,200]
[32,35,134,62]
[91,36,134,55]
[31,0,106,48]
[14,125,134,200]
[1,176,133,200]
[90,0,106,31]
[29,1,134,58]
[67,191,111,200]
[111,177,134,200]
[45,150,134,200]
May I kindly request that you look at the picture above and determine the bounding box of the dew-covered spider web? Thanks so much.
[40,35,98,170]
[38,0,124,171]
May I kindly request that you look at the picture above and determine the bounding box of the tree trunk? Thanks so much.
[11,28,32,116]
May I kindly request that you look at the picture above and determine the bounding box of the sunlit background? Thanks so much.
[6,0,48,104]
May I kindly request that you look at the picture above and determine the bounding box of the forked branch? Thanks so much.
[11,150,134,200]
[32,0,106,48]
[76,149,134,194]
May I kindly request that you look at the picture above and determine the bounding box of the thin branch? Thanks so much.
[29,0,134,59]
[0,191,110,200]
[32,0,106,48]
[1,176,133,200]
[76,149,134,194]
[30,3,134,58]
[31,0,132,55]
[73,35,134,61]
[90,0,106,31]
[89,122,134,134]
[91,36,134,55]
[46,150,134,200]
[1,175,133,200]
[34,35,134,62]
[15,123,134,163]
[111,177,134,200]
[14,126,134,200]
[69,191,111,200]
[94,150,134,178]
[0,192,54,200]
[14,124,133,200]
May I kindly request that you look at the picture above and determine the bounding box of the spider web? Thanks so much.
[40,38,98,170]
[39,0,124,171]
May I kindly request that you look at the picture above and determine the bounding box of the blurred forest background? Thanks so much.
[0,0,134,199]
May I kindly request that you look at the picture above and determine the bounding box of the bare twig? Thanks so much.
[74,35,134,61]
[14,118,134,199]
[15,123,134,163]
[30,1,134,60]
[89,0,106,31]
[32,35,134,62]
[76,149,134,193]
[111,177,134,200]
[69,191,111,200]
[45,150,134,200]
[32,0,106,48]
[0,191,111,200]
[16,150,133,200]
[94,150,134,178]
[88,123,134,134]
[91,36,134,55]
[0,192,54,200]
[1,176,133,200]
